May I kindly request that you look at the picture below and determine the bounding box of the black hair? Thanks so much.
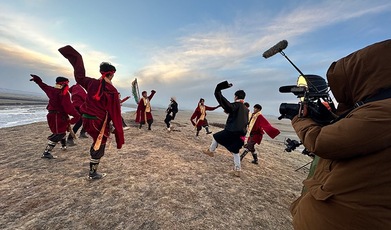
[99,62,116,73]
[56,76,69,83]
[235,90,246,99]
[254,104,262,110]
[244,102,250,107]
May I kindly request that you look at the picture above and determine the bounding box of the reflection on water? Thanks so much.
[0,105,135,128]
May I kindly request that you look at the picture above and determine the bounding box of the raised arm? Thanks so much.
[58,45,89,89]
[214,81,234,113]
[148,90,156,100]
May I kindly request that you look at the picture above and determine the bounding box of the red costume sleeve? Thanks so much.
[258,115,280,139]
[61,93,80,124]
[205,105,219,111]
[190,109,199,126]
[120,96,130,104]
[135,99,145,123]
[148,90,156,100]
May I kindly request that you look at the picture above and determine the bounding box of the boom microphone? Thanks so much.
[262,39,304,76]
[262,40,288,59]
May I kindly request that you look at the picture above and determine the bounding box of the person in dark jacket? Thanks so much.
[290,39,391,229]
[164,97,178,131]
[30,75,80,159]
[203,81,248,177]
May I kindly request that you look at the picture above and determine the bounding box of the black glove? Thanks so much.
[30,74,42,84]
[215,81,233,91]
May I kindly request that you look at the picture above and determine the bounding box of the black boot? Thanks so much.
[205,126,212,134]
[240,149,249,161]
[196,130,199,136]
[251,153,259,165]
[42,140,57,159]
[60,138,67,150]
[148,124,151,130]
[67,135,76,146]
[139,123,143,129]
[79,129,88,138]
[88,160,106,179]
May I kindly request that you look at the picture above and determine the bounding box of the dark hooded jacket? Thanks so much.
[290,40,391,229]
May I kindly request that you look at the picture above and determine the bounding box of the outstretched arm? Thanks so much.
[30,74,51,95]
[205,105,220,111]
[120,96,131,104]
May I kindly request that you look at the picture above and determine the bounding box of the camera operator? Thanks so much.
[289,40,391,229]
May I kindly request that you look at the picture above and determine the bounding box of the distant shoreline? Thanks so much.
[0,92,47,106]
[0,98,48,106]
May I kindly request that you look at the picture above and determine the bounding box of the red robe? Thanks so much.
[135,92,156,123]
[34,79,80,134]
[69,83,87,109]
[248,113,280,144]
[58,45,124,149]
[190,104,218,127]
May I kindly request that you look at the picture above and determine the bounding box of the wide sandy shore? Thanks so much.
[0,108,311,229]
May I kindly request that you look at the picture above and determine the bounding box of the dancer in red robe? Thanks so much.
[240,104,280,164]
[135,90,156,130]
[59,45,124,180]
[190,98,219,136]
[30,75,80,159]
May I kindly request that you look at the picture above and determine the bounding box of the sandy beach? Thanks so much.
[0,108,311,230]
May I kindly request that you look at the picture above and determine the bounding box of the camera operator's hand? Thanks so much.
[306,100,336,125]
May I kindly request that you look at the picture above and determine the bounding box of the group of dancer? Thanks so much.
[31,44,280,179]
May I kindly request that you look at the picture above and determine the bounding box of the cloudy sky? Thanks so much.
[1,0,390,115]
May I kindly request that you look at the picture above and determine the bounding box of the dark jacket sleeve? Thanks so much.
[214,81,234,113]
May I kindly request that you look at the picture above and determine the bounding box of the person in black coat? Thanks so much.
[164,97,178,131]
[203,81,249,177]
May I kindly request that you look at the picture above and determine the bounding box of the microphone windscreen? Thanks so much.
[263,40,288,58]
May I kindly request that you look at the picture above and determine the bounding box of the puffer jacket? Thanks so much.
[290,39,391,230]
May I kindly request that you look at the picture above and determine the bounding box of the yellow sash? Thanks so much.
[199,104,206,120]
[245,111,261,139]
[142,97,151,112]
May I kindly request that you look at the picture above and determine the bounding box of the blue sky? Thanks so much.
[1,0,390,115]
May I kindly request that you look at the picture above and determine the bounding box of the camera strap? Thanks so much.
[333,88,391,123]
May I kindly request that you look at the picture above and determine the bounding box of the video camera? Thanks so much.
[284,138,315,157]
[263,40,337,125]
